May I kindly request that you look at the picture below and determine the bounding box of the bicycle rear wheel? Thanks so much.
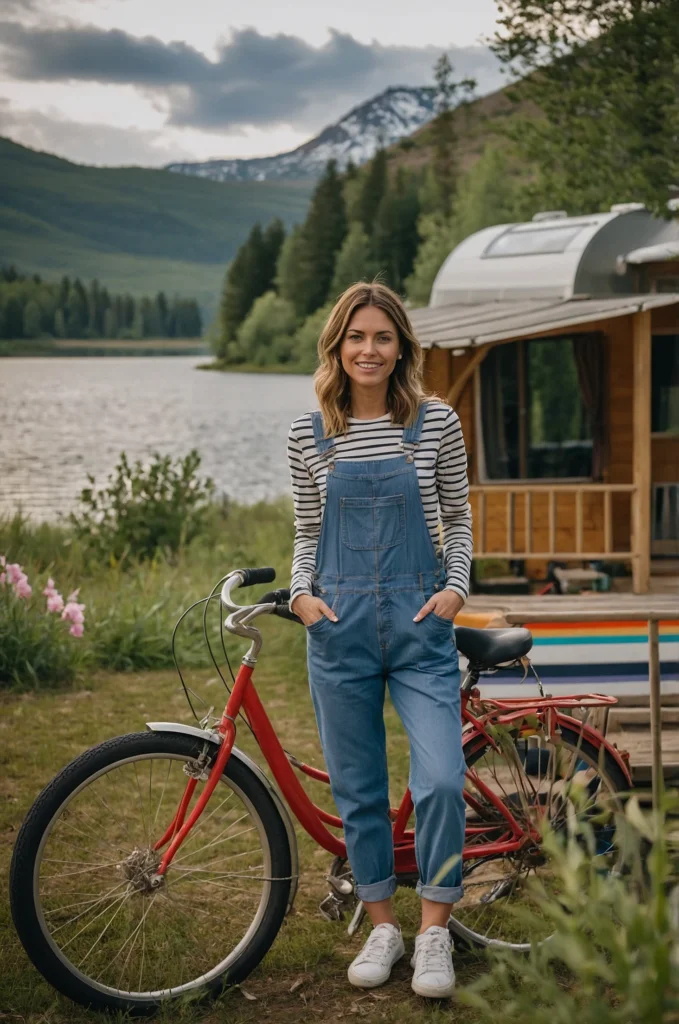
[450,721,630,951]
[10,732,292,1015]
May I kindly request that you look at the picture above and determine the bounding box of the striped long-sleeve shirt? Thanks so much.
[287,400,473,606]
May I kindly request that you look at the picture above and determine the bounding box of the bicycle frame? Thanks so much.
[149,575,632,881]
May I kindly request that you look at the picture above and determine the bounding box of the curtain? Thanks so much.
[480,348,509,479]
[572,333,607,480]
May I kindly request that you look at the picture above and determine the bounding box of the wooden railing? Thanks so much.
[469,483,637,560]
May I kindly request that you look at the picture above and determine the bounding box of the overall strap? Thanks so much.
[399,401,428,461]
[310,410,337,465]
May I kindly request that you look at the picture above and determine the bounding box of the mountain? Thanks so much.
[165,86,437,183]
[0,136,314,320]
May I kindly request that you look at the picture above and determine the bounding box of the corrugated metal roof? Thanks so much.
[408,294,679,349]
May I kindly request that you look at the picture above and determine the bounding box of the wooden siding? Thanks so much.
[422,305,677,587]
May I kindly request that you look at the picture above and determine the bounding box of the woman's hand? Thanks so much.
[414,589,464,623]
[290,593,339,627]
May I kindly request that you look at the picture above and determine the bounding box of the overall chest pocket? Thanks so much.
[340,494,405,551]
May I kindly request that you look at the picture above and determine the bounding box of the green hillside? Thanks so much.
[0,137,314,320]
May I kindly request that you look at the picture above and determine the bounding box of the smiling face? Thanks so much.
[338,305,401,391]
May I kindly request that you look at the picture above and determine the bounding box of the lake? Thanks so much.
[0,357,316,521]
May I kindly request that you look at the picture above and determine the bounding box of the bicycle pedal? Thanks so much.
[326,874,354,899]
[319,893,345,922]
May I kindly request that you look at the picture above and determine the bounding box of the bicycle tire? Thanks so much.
[9,731,292,1015]
[449,721,630,952]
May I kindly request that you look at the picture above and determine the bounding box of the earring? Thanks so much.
[398,354,403,360]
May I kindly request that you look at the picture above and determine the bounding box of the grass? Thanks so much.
[0,507,488,1017]
[1,655,487,1023]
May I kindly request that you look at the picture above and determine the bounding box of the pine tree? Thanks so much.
[298,159,347,316]
[65,284,87,338]
[430,54,476,217]
[155,291,169,336]
[124,295,135,330]
[357,147,388,236]
[53,308,67,339]
[372,168,421,292]
[261,219,285,292]
[4,296,23,338]
[330,223,376,298]
[23,299,42,339]
[131,302,144,340]
[87,279,100,336]
[216,223,269,357]
[103,307,117,339]
[275,225,310,319]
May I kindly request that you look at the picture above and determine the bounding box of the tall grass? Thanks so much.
[0,497,299,688]
[457,797,679,1022]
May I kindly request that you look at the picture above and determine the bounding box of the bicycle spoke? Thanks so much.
[34,748,273,1001]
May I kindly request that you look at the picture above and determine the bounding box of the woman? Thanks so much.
[287,282,472,999]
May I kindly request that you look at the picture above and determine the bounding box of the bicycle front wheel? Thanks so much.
[450,720,630,952]
[10,732,292,1015]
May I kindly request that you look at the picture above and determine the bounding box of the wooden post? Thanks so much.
[632,310,652,594]
[424,346,452,399]
[648,617,663,810]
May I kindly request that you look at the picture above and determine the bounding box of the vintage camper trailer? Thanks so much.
[410,203,679,689]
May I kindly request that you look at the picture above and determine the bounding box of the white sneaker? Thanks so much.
[347,922,405,989]
[410,925,455,998]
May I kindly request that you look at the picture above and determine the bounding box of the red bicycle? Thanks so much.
[10,566,633,1014]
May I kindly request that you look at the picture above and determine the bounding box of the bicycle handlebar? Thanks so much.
[239,566,276,587]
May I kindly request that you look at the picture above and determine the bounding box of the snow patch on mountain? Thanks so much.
[165,85,436,183]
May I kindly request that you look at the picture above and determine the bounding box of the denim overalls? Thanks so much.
[306,401,466,905]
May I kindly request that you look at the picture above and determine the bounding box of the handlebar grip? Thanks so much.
[258,588,303,624]
[239,566,276,587]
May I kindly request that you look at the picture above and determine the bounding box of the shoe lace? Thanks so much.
[355,928,397,966]
[416,933,451,973]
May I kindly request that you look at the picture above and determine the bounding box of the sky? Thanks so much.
[0,0,504,168]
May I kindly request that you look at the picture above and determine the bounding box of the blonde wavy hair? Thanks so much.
[313,282,435,437]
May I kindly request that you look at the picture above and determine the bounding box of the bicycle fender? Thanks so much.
[146,721,299,913]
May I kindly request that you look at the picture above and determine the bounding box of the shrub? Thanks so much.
[457,797,679,1022]
[0,559,86,689]
[235,290,297,366]
[68,449,215,564]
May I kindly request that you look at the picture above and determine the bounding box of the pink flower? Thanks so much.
[6,563,24,585]
[0,555,5,567]
[14,577,32,600]
[43,578,57,596]
[69,622,84,638]
[47,592,65,613]
[67,588,81,602]
[62,600,86,626]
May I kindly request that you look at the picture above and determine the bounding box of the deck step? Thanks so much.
[608,707,679,728]
[610,694,679,709]
[631,763,679,785]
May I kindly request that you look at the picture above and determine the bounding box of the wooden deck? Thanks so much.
[463,592,679,793]
[465,592,679,618]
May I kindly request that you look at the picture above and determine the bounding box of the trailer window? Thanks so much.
[480,338,593,480]
[652,335,679,435]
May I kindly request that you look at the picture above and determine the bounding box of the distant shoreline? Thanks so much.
[197,359,312,375]
[0,338,210,357]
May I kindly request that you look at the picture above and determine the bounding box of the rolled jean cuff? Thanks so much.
[416,881,464,904]
[356,874,397,903]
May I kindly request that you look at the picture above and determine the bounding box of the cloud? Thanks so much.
[0,21,502,133]
[0,101,198,167]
